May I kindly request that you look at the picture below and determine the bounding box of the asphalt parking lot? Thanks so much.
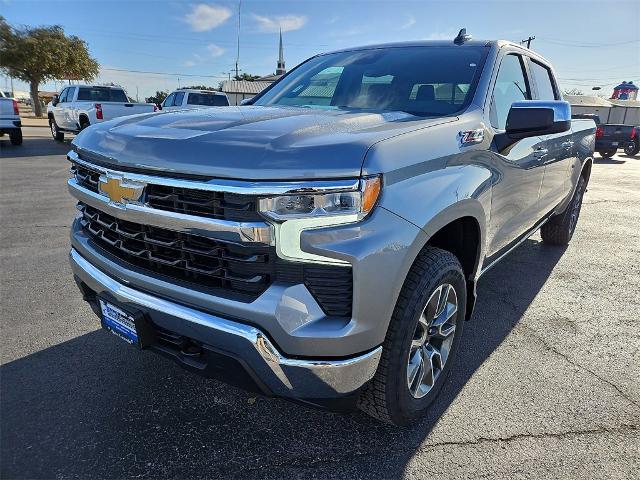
[1,127,639,479]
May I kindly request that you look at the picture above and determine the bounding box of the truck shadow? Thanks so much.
[0,137,73,158]
[0,239,566,479]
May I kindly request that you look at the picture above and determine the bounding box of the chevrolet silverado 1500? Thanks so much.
[47,85,156,141]
[67,35,595,425]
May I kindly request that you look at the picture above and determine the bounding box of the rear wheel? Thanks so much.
[49,117,64,142]
[9,129,22,146]
[541,175,587,246]
[79,116,90,130]
[623,141,639,157]
[599,149,616,159]
[358,247,466,425]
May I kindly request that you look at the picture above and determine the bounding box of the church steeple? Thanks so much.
[276,28,286,75]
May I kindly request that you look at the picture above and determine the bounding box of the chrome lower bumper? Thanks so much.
[70,248,381,399]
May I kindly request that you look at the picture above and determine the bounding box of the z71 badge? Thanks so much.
[458,129,485,146]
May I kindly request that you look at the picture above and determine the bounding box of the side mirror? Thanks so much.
[506,100,571,139]
[157,103,162,110]
[52,95,59,107]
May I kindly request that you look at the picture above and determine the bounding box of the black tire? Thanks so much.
[623,141,639,157]
[358,247,466,426]
[541,175,587,246]
[599,149,616,159]
[79,117,90,130]
[49,117,64,142]
[9,129,22,146]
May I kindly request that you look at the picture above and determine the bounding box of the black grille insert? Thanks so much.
[79,203,273,299]
[145,184,261,221]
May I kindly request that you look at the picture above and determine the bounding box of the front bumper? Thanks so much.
[70,247,382,400]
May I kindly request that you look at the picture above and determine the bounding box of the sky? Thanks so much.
[2,0,639,101]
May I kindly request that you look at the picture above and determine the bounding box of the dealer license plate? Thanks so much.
[99,299,139,345]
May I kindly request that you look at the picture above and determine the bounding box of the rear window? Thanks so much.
[187,92,229,106]
[77,87,128,102]
[254,46,489,116]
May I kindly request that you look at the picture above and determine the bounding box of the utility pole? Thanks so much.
[235,0,241,80]
[521,36,535,48]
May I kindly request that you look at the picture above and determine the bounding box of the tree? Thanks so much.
[145,90,168,105]
[0,16,99,117]
[234,73,261,81]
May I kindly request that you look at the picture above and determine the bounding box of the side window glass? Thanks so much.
[66,87,76,102]
[174,91,185,106]
[58,88,68,103]
[163,93,175,107]
[530,60,557,101]
[490,54,531,130]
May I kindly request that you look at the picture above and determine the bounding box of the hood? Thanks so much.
[72,106,451,180]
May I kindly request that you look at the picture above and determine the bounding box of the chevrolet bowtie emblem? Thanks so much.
[98,175,145,204]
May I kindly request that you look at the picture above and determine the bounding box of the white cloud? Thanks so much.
[184,4,232,32]
[401,15,416,30]
[207,43,225,57]
[183,60,196,67]
[252,13,307,33]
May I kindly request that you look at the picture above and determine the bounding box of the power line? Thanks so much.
[100,67,226,79]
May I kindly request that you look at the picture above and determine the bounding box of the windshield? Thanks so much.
[187,92,229,106]
[254,46,488,116]
[77,87,128,102]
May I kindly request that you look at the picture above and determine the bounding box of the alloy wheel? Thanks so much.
[407,283,458,399]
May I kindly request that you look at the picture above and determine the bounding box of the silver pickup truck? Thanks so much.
[67,35,595,425]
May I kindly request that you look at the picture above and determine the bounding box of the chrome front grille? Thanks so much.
[71,162,261,222]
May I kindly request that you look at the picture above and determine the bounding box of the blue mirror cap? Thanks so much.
[511,100,571,122]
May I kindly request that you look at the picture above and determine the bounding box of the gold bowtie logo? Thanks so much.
[98,175,144,204]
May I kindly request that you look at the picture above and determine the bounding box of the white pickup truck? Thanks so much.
[0,90,22,145]
[47,85,156,141]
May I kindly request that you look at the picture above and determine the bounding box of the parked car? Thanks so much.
[595,123,636,158]
[0,90,23,145]
[161,89,230,111]
[47,85,157,142]
[67,35,594,425]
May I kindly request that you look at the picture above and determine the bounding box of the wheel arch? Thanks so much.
[403,201,487,321]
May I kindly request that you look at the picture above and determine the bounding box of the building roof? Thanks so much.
[609,99,640,108]
[256,73,283,82]
[565,95,612,107]
[220,80,272,95]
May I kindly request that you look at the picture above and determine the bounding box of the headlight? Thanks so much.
[258,176,381,222]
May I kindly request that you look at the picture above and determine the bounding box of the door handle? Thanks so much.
[561,141,574,150]
[533,147,548,159]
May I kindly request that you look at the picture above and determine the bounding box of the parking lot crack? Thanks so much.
[517,323,640,410]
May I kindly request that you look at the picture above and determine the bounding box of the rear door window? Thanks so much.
[173,91,185,106]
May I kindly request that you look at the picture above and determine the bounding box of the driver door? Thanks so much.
[485,53,546,259]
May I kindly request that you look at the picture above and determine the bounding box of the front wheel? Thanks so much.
[49,118,64,142]
[358,247,466,425]
[9,129,23,145]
